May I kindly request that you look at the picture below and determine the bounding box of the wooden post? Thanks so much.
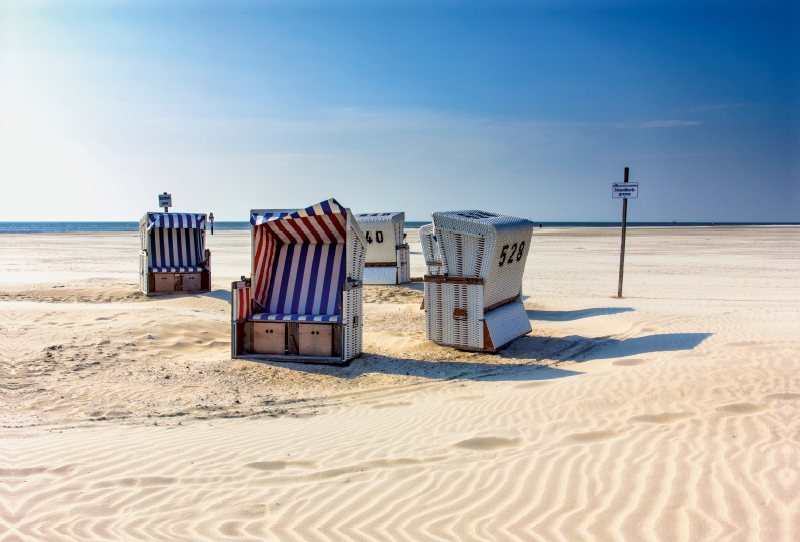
[617,167,629,298]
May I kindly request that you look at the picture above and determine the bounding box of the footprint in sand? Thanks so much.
[514,381,554,389]
[455,437,525,451]
[612,358,649,367]
[372,402,412,409]
[764,393,800,401]
[246,461,320,471]
[629,412,694,424]
[564,430,619,443]
[716,402,767,414]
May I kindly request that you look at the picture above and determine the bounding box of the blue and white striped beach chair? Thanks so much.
[139,213,210,295]
[231,199,367,364]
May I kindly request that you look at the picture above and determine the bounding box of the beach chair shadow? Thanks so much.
[527,307,634,321]
[202,289,233,304]
[501,332,712,362]
[248,355,585,382]
[239,332,711,381]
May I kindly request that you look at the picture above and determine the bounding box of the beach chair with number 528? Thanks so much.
[423,210,533,352]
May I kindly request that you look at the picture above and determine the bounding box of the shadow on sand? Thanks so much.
[527,307,635,321]
[245,332,712,382]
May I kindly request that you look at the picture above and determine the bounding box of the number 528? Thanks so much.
[499,241,525,267]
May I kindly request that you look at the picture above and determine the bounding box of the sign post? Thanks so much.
[613,169,638,298]
[159,192,172,213]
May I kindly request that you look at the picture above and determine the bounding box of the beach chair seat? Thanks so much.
[249,313,342,323]
[150,265,207,273]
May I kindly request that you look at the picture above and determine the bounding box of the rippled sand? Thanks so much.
[2,226,798,541]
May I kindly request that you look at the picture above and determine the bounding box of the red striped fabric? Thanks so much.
[253,228,277,310]
[258,212,347,245]
[234,285,251,321]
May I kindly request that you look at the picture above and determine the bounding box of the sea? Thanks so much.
[0,221,797,234]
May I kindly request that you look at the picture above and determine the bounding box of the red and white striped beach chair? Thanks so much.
[139,213,210,295]
[231,199,367,364]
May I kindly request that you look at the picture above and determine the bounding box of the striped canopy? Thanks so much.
[146,213,206,230]
[250,199,351,315]
[250,198,347,244]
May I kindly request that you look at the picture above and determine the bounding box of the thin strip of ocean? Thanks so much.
[0,221,797,234]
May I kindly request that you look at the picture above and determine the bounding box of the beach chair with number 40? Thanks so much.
[354,212,410,285]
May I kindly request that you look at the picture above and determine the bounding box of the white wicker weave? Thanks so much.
[423,210,533,352]
[432,210,532,310]
[354,212,409,284]
[418,223,442,275]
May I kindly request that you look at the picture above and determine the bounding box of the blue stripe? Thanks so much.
[158,228,166,268]
[290,244,308,314]
[304,244,322,314]
[249,313,342,323]
[334,248,346,315]
[318,245,336,315]
[175,226,184,265]
[275,244,294,312]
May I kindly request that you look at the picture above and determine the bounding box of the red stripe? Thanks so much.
[333,212,347,238]
[299,216,325,243]
[312,215,337,243]
[285,219,312,244]
[273,220,300,244]
[260,239,275,306]
[255,233,274,307]
[253,229,267,305]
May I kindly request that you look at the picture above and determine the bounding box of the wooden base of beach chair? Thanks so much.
[423,276,531,353]
[236,353,354,367]
[233,320,352,364]
[145,271,210,296]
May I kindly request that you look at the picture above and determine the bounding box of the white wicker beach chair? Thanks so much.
[139,213,210,295]
[231,199,367,365]
[423,210,533,352]
[354,212,410,285]
[418,222,442,276]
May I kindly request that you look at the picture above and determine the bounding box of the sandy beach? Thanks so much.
[2,226,798,541]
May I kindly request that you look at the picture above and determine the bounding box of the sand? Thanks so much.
[1,226,798,541]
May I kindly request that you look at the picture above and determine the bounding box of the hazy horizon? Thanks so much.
[1,1,797,222]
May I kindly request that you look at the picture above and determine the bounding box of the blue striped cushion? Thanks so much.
[265,243,346,316]
[249,313,342,323]
[150,266,207,273]
[149,228,205,269]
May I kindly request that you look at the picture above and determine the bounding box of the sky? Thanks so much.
[0,0,797,222]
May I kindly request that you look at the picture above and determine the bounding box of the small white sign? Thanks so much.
[158,193,172,208]
[612,182,638,199]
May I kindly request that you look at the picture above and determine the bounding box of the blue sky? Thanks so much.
[1,0,797,221]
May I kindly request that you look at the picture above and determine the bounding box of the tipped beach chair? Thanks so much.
[139,213,210,295]
[231,199,367,365]
[423,210,533,352]
[354,212,410,285]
